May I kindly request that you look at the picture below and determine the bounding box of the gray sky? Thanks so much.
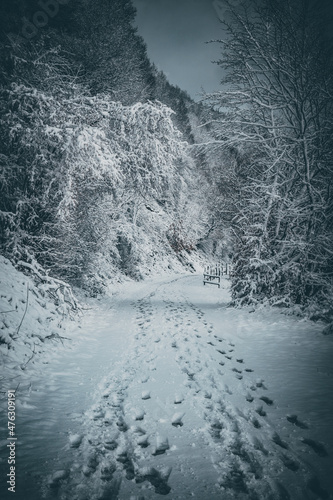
[133,0,333,101]
[133,0,224,100]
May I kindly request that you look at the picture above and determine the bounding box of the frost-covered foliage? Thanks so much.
[0,73,197,291]
[0,34,212,294]
[0,1,217,296]
[202,0,333,320]
[187,107,237,262]
[0,255,77,374]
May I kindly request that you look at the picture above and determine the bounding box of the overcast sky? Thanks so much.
[133,0,225,100]
[133,0,333,102]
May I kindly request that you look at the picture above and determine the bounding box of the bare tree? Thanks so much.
[205,0,333,316]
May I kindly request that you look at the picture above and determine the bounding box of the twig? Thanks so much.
[44,332,70,344]
[21,344,36,370]
[0,309,16,314]
[15,283,29,339]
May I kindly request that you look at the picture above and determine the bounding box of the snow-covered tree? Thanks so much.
[0,40,190,290]
[203,0,333,317]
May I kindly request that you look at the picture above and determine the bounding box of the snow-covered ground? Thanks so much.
[1,272,333,499]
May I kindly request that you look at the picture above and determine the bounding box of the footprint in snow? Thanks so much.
[48,469,70,489]
[225,355,232,360]
[207,341,215,346]
[104,438,118,451]
[251,436,268,454]
[286,414,309,429]
[133,408,145,421]
[116,417,128,432]
[280,454,300,472]
[141,391,151,400]
[259,396,274,406]
[68,434,83,449]
[171,412,184,427]
[135,466,172,495]
[116,450,135,480]
[272,432,288,449]
[232,368,242,374]
[236,359,244,364]
[92,408,105,420]
[245,368,254,373]
[252,417,261,429]
[137,434,149,448]
[301,438,328,457]
[174,393,184,404]
[223,384,233,395]
[256,378,267,389]
[256,406,267,417]
[132,425,146,436]
[83,450,101,475]
[307,476,330,500]
[101,463,117,481]
[210,419,224,439]
[152,435,170,455]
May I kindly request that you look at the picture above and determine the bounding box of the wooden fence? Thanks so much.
[203,263,233,289]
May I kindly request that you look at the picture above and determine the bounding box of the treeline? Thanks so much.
[0,0,210,293]
[0,0,195,135]
[2,0,329,321]
[200,0,333,320]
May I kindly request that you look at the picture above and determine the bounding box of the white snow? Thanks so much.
[1,269,333,499]
[0,256,77,382]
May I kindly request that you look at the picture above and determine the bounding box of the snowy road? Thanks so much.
[2,274,333,499]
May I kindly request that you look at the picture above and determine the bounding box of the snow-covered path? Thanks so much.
[2,274,333,500]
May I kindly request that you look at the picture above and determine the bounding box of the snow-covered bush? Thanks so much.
[0,60,193,291]
[166,221,196,253]
[0,256,77,373]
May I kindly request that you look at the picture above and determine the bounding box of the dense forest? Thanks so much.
[0,0,332,323]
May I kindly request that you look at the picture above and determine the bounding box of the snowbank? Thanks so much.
[0,256,78,381]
